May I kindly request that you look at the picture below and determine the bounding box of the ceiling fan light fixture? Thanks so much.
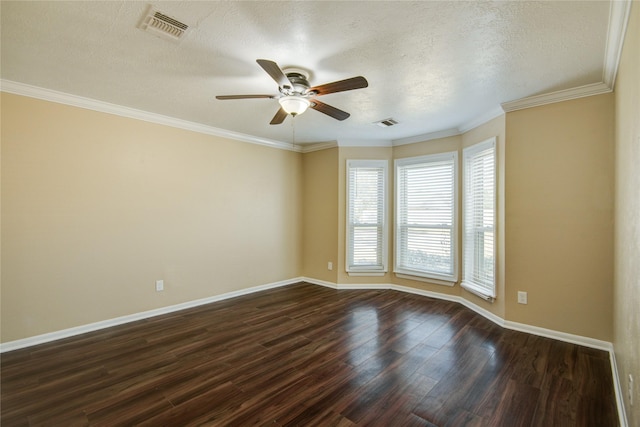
[217,59,368,124]
[279,95,311,116]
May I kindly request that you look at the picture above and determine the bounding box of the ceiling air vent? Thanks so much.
[375,118,399,127]
[138,7,189,42]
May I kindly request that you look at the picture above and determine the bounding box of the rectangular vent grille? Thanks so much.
[375,118,399,127]
[139,7,189,41]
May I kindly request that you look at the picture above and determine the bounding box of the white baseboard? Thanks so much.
[609,350,629,427]
[503,320,612,352]
[300,277,338,289]
[0,276,628,426]
[302,277,627,426]
[0,277,301,353]
[304,278,613,350]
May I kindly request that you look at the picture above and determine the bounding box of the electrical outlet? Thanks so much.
[629,374,634,406]
[517,291,528,304]
[155,280,164,292]
[328,261,333,271]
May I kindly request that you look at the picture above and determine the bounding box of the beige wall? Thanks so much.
[4,89,616,346]
[505,93,614,341]
[301,147,338,282]
[614,2,640,425]
[302,97,616,344]
[2,57,625,357]
[1,93,302,342]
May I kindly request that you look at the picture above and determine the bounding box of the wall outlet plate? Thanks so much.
[155,280,164,292]
[517,291,528,304]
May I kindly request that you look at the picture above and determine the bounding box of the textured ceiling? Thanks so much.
[1,1,613,145]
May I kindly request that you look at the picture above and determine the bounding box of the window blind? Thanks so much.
[347,160,387,272]
[462,139,496,298]
[395,152,457,281]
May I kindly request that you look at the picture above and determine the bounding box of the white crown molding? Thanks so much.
[502,0,630,113]
[3,0,630,155]
[0,80,295,152]
[501,82,612,113]
[392,106,505,147]
[299,141,338,153]
[458,105,505,134]
[306,111,502,150]
[603,0,633,89]
[392,128,461,146]
[337,138,393,148]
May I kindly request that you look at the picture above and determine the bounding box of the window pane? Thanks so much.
[401,226,453,275]
[395,153,457,281]
[463,140,496,297]
[352,226,382,266]
[347,160,387,272]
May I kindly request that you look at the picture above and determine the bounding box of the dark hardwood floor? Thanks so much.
[1,282,618,426]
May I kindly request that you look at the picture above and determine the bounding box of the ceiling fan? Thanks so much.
[216,59,368,125]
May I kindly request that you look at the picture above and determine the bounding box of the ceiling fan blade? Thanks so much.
[216,95,275,100]
[310,100,350,121]
[270,107,288,125]
[310,76,368,96]
[257,59,292,90]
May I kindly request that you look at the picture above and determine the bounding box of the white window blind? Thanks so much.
[395,152,458,282]
[346,160,387,273]
[462,138,496,299]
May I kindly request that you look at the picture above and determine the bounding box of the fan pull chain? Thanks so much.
[291,114,296,150]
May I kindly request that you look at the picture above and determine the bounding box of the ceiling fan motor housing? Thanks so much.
[281,68,311,95]
[216,59,365,124]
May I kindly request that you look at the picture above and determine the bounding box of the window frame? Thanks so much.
[461,137,497,300]
[346,159,389,276]
[394,151,459,283]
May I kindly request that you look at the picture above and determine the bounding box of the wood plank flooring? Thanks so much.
[1,282,618,426]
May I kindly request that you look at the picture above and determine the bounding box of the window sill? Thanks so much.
[461,281,495,302]
[394,272,456,287]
